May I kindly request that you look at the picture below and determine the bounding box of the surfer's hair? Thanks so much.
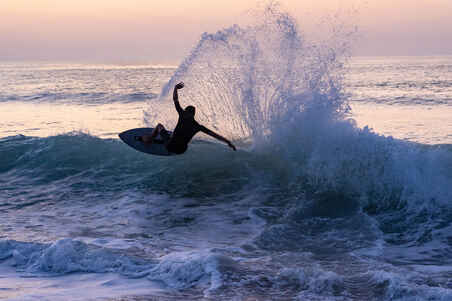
[185,105,195,115]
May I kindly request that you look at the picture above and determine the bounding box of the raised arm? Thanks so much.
[173,82,184,114]
[200,126,236,151]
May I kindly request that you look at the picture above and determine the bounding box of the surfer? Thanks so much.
[136,82,236,154]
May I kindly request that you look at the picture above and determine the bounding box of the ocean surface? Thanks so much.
[1,8,452,301]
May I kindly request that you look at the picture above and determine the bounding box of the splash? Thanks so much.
[144,1,351,143]
[143,1,452,225]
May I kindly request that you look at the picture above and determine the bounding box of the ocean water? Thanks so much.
[1,6,452,301]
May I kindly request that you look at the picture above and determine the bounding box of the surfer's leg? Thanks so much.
[140,124,164,143]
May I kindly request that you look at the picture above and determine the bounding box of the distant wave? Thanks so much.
[346,57,452,105]
[0,92,157,105]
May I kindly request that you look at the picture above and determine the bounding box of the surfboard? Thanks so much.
[118,127,175,156]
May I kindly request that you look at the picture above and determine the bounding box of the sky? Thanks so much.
[1,0,452,63]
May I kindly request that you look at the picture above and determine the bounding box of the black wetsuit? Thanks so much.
[163,112,205,154]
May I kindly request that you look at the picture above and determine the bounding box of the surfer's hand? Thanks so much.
[228,142,236,151]
[175,82,184,89]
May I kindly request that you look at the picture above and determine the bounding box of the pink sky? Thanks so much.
[1,0,451,63]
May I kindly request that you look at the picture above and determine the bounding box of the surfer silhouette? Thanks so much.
[136,82,236,154]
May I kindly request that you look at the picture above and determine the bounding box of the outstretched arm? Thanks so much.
[173,82,184,114]
[200,126,236,151]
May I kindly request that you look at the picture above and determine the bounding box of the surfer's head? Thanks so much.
[185,105,195,116]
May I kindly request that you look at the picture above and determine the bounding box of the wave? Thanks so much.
[2,237,451,299]
[0,133,256,200]
[136,1,452,246]
[0,91,157,105]
[350,96,452,105]
[2,127,452,238]
[347,57,452,106]
[0,238,151,275]
[0,238,238,296]
[142,2,451,215]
